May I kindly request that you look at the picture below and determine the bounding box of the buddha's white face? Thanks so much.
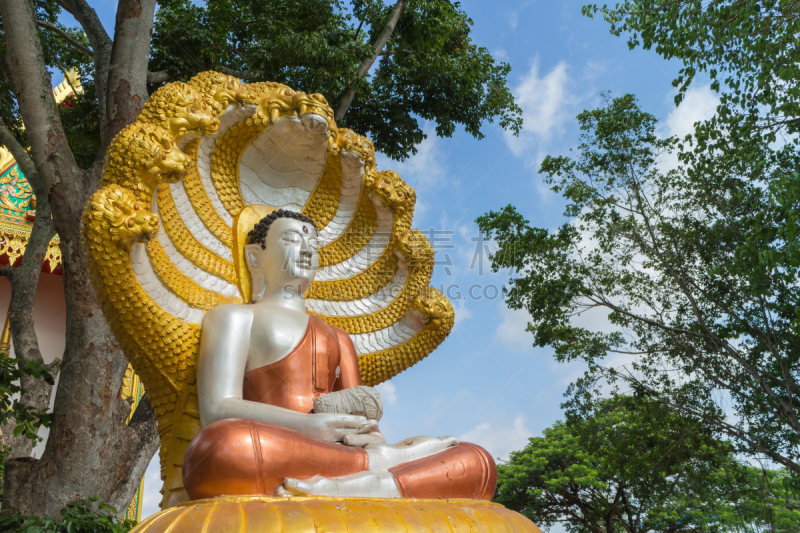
[245,217,319,301]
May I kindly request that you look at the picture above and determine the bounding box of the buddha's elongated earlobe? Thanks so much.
[244,244,267,302]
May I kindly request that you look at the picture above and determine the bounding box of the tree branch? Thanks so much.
[146,70,172,85]
[664,394,800,475]
[0,0,80,198]
[36,20,93,57]
[53,0,76,17]
[1,209,56,459]
[0,116,54,370]
[58,0,112,152]
[0,116,35,181]
[334,0,407,120]
[58,0,111,50]
[100,0,157,161]
[621,166,800,435]
[52,52,78,97]
[106,394,159,518]
[0,112,56,458]
[217,66,261,80]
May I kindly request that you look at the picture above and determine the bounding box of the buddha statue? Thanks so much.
[182,209,497,501]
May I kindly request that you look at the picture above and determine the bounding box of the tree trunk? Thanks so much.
[334,0,407,120]
[0,0,159,518]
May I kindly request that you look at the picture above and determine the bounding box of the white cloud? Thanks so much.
[570,303,617,335]
[459,414,533,462]
[453,299,474,326]
[506,1,536,31]
[505,58,575,160]
[377,125,446,193]
[655,84,721,174]
[493,305,533,352]
[376,382,398,405]
[661,84,719,140]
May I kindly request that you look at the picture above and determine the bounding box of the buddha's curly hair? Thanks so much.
[247,209,318,249]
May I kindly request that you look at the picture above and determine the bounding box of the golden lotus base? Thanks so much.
[131,496,541,533]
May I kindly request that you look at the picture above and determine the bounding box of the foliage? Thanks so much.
[0,498,135,533]
[495,398,728,532]
[582,1,800,136]
[581,1,800,304]
[8,0,521,162]
[0,353,53,445]
[0,0,94,162]
[0,445,7,501]
[58,84,101,170]
[495,399,800,533]
[477,94,800,475]
[709,466,800,533]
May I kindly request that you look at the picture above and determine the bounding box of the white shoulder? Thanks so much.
[202,303,254,329]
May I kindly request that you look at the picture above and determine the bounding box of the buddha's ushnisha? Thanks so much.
[183,210,496,499]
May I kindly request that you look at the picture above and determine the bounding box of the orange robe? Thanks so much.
[182,316,497,500]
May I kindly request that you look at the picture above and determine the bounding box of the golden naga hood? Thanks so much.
[83,73,455,509]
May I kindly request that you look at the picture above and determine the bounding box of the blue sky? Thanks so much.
[55,0,720,523]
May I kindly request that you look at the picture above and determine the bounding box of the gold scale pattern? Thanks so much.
[301,149,343,231]
[146,239,241,310]
[307,167,417,324]
[85,73,455,509]
[312,261,432,335]
[83,184,199,423]
[210,119,258,216]
[317,188,376,267]
[209,87,337,218]
[159,380,202,508]
[188,71,251,117]
[139,80,222,141]
[309,178,427,335]
[93,78,227,508]
[309,253,398,301]
[310,128,381,269]
[360,287,455,386]
[156,184,237,283]
[180,139,233,248]
[307,134,416,300]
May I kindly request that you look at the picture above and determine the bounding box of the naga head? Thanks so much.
[256,88,336,145]
[291,91,333,123]
[372,170,416,217]
[106,123,192,192]
[396,229,433,268]
[337,129,376,177]
[412,288,454,332]
[247,81,295,102]
[188,71,250,116]
[86,185,160,250]
[140,82,219,139]
[139,127,192,185]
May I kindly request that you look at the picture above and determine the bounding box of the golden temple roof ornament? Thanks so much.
[0,70,83,272]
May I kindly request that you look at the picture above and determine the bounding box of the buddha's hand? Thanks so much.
[343,431,387,447]
[306,413,378,443]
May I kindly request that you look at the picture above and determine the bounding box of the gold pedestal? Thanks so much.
[131,496,541,533]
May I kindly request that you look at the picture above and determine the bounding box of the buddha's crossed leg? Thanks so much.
[183,418,496,500]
